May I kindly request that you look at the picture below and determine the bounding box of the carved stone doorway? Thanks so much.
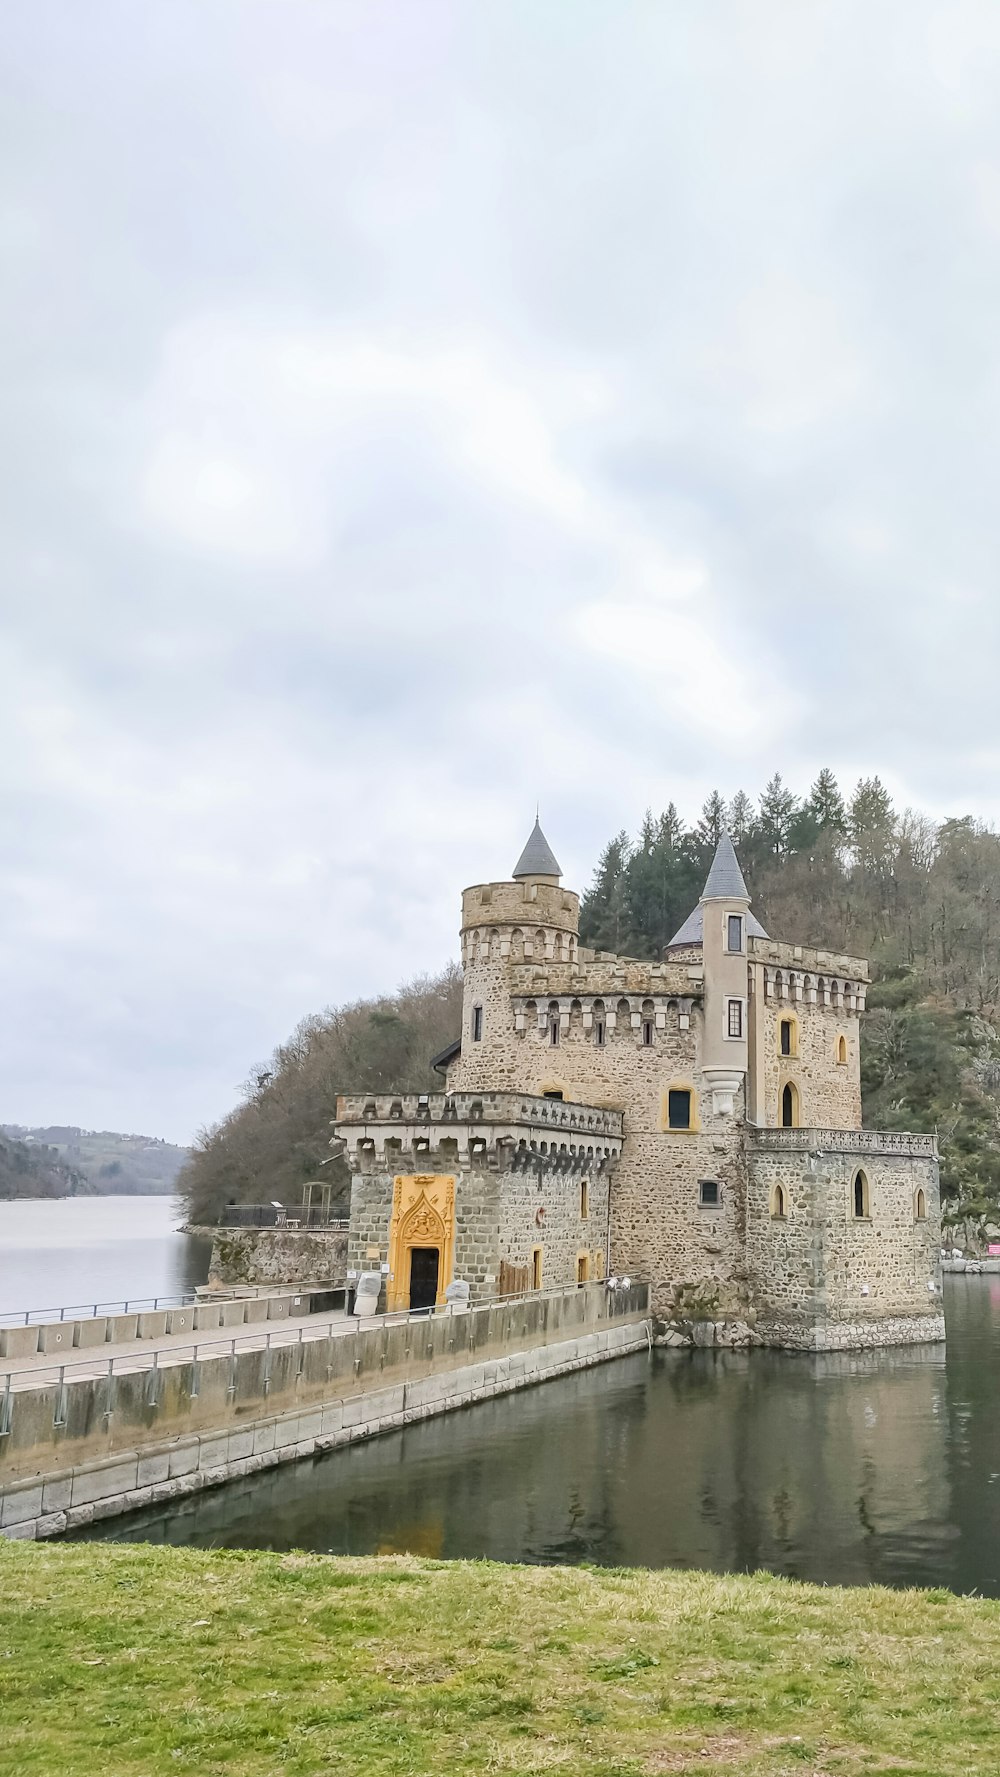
[386,1174,455,1312]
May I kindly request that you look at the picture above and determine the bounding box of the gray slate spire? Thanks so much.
[512,817,561,880]
[701,831,750,900]
[666,832,767,946]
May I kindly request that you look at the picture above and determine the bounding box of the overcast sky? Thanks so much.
[4,2,1000,1143]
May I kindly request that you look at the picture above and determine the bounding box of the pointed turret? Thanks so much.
[512,817,561,883]
[701,831,751,901]
[681,831,757,1117]
[667,833,767,948]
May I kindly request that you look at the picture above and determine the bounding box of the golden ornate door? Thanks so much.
[386,1175,456,1311]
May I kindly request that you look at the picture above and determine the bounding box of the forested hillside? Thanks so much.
[0,1132,83,1201]
[178,772,1000,1231]
[0,1128,189,1200]
[179,969,463,1226]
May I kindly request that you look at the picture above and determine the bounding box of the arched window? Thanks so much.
[853,1169,870,1219]
[771,1182,786,1218]
[915,1187,927,1220]
[837,1034,848,1065]
[781,1082,799,1128]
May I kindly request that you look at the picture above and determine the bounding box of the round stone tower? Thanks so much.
[454,818,580,1091]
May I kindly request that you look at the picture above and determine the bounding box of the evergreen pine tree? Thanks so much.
[849,778,897,874]
[758,773,798,858]
[727,790,755,847]
[695,791,728,858]
[579,831,633,953]
[807,768,847,833]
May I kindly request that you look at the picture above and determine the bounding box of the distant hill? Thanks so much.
[0,1127,189,1200]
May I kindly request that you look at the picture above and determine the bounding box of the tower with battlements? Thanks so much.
[336,820,943,1349]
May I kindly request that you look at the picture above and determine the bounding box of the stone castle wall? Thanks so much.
[341,849,944,1351]
[499,1165,609,1287]
[757,996,862,1129]
[449,882,879,1316]
[348,1153,611,1304]
[746,1138,942,1346]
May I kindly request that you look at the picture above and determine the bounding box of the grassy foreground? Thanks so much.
[3,1545,1000,1776]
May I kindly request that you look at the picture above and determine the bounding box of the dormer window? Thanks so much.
[727,914,744,953]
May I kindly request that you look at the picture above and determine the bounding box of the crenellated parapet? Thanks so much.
[511,957,700,996]
[461,880,579,937]
[511,992,699,1041]
[334,1090,624,1173]
[760,968,868,1012]
[462,924,579,965]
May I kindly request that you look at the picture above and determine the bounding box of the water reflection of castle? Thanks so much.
[98,1323,988,1594]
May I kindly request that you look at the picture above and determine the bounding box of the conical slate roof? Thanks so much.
[666,832,767,947]
[513,817,561,880]
[701,831,750,900]
[667,903,768,947]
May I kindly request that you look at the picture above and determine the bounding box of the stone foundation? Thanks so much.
[655,1312,946,1351]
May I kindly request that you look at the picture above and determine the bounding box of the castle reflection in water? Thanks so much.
[76,1278,1000,1599]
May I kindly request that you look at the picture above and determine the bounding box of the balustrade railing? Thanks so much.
[748,1126,937,1157]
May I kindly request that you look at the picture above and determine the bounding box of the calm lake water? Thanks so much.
[76,1275,1000,1596]
[0,1197,211,1318]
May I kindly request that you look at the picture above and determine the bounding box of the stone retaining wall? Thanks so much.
[0,1314,650,1542]
[205,1228,348,1289]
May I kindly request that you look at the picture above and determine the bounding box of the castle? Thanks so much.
[336,821,944,1349]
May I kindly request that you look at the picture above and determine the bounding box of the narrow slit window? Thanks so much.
[853,1170,869,1219]
[642,1019,654,1046]
[472,1005,483,1042]
[594,1019,606,1046]
[580,1180,589,1219]
[668,1089,692,1130]
[549,1016,560,1046]
[727,999,743,1039]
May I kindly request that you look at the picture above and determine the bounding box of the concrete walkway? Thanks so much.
[2,1306,362,1392]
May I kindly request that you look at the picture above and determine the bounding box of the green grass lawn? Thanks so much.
[2,1543,1000,1775]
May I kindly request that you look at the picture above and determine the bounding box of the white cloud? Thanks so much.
[5,0,1000,1137]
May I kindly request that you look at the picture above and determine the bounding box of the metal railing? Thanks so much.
[0,1283,289,1330]
[0,1279,650,1414]
[218,1205,350,1230]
